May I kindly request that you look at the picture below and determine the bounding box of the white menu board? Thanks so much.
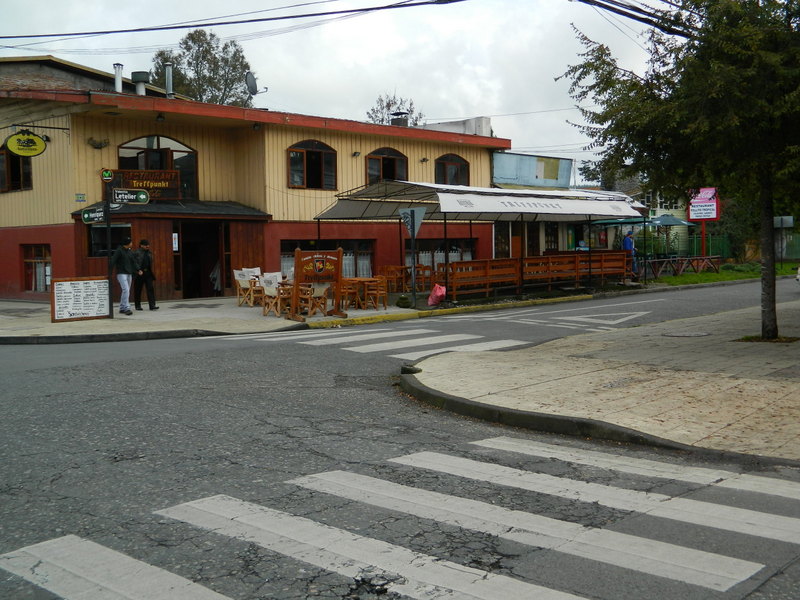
[51,278,110,322]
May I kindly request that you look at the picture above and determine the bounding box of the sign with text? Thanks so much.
[81,206,106,224]
[112,189,150,204]
[51,278,110,322]
[102,169,180,201]
[288,248,346,322]
[4,130,47,157]
[689,187,720,221]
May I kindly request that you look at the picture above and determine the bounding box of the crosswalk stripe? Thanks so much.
[156,495,586,600]
[300,328,437,345]
[389,452,800,544]
[392,339,529,360]
[471,437,800,500]
[0,535,230,600]
[345,333,482,353]
[289,470,763,591]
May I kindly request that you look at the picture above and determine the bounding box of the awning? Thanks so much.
[316,181,643,222]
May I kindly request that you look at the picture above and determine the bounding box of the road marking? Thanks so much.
[471,437,800,500]
[0,535,230,600]
[558,312,650,325]
[290,470,762,591]
[300,328,437,345]
[193,328,394,341]
[392,339,529,360]
[389,452,800,544]
[157,495,586,600]
[345,333,482,352]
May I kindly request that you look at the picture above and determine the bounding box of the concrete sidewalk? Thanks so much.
[1,289,799,466]
[402,298,800,466]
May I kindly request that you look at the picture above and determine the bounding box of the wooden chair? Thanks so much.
[309,283,329,316]
[382,265,408,292]
[413,264,433,291]
[233,270,254,306]
[338,279,363,310]
[364,277,388,310]
[261,284,282,317]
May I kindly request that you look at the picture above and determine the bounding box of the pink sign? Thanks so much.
[689,187,720,221]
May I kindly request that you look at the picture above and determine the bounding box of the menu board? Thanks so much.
[51,277,110,322]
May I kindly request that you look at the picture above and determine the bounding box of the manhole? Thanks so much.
[662,331,711,337]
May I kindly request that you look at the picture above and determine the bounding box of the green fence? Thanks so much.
[688,235,732,258]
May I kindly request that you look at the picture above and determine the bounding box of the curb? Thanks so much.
[398,372,800,469]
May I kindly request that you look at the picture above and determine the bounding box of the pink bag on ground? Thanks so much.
[427,283,446,306]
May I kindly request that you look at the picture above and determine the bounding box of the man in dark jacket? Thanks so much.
[110,237,141,315]
[133,239,158,311]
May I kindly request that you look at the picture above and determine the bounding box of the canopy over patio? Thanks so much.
[316,181,644,223]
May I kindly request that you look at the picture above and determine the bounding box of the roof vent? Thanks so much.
[113,63,123,93]
[390,111,409,127]
[131,71,149,95]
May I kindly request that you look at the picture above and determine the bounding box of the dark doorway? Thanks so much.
[179,220,221,298]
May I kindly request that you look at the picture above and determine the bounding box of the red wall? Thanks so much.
[0,224,77,300]
[263,220,494,271]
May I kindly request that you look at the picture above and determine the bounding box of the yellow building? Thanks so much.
[1,56,510,300]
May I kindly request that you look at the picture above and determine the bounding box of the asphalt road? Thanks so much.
[1,281,799,599]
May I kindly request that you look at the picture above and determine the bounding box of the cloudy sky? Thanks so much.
[1,0,652,183]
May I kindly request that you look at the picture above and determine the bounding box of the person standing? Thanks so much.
[133,239,159,311]
[622,230,638,278]
[110,237,141,315]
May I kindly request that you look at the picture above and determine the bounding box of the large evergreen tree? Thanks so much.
[151,30,253,108]
[562,0,800,339]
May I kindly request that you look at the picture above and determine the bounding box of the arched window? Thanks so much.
[435,154,469,186]
[366,147,407,185]
[118,135,197,200]
[288,140,337,190]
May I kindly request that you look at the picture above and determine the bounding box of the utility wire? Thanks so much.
[0,0,465,40]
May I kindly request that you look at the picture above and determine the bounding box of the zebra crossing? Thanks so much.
[3,436,798,599]
[196,327,531,360]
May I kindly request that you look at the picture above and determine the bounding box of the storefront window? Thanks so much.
[23,245,50,292]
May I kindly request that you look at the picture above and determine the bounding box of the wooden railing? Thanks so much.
[436,251,631,301]
[644,255,722,278]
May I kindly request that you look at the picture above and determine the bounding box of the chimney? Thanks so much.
[113,63,123,93]
[390,111,409,127]
[165,62,174,99]
[131,71,149,96]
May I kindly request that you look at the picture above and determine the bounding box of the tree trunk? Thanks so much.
[759,172,778,339]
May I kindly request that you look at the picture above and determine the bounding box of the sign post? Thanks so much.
[689,188,720,256]
[399,207,426,307]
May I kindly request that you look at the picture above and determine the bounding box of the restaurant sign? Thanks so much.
[102,169,180,201]
[689,187,720,221]
[4,130,47,157]
[288,248,347,322]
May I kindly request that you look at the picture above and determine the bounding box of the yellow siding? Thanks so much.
[3,113,492,227]
[261,125,492,222]
[0,116,74,226]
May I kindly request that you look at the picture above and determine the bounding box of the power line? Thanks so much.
[0,0,466,40]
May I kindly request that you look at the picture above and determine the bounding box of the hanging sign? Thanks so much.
[399,207,426,238]
[689,187,720,221]
[4,130,47,157]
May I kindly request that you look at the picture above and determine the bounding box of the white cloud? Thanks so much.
[1,0,653,182]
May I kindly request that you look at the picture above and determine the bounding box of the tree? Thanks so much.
[560,0,800,339]
[151,30,253,108]
[366,93,425,126]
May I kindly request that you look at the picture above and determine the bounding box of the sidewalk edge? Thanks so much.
[398,373,800,468]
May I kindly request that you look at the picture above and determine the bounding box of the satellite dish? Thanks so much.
[245,71,259,96]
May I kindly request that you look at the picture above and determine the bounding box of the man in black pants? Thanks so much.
[133,239,159,310]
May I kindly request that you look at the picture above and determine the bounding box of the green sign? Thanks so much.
[112,189,150,204]
[81,207,106,224]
